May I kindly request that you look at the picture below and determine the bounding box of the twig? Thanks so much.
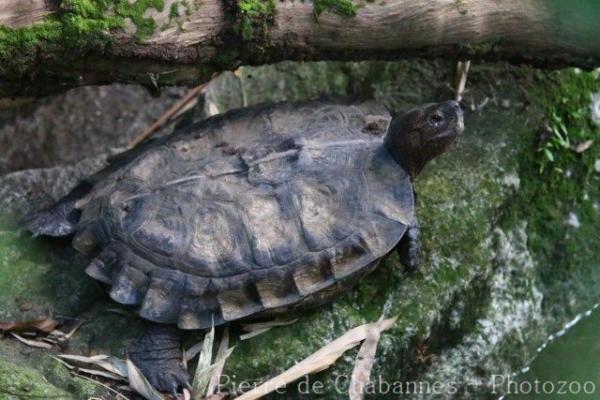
[476,96,490,112]
[454,60,471,102]
[127,77,217,149]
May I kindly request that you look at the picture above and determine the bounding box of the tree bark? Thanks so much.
[1,0,598,96]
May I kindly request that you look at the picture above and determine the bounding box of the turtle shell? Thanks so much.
[73,100,415,329]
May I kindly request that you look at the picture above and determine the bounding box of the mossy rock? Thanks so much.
[0,60,598,399]
[0,358,71,400]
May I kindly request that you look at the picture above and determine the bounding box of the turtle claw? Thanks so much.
[398,224,421,272]
[142,361,190,398]
[128,324,189,397]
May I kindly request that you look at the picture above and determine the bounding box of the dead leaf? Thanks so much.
[242,319,298,332]
[0,318,59,333]
[192,326,216,399]
[574,140,594,153]
[51,356,75,370]
[239,328,270,341]
[234,317,397,400]
[126,358,165,400]
[9,332,53,349]
[348,317,386,400]
[185,341,204,362]
[63,320,84,340]
[240,318,298,340]
[58,354,128,378]
[207,326,233,396]
[454,60,471,102]
[78,367,128,381]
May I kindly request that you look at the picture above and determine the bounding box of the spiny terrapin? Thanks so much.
[28,99,463,396]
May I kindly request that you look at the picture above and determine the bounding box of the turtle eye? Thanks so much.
[427,112,445,128]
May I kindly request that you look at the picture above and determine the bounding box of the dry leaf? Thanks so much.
[78,367,128,381]
[58,354,128,378]
[235,317,397,400]
[207,326,232,396]
[242,319,298,332]
[51,356,75,370]
[9,332,53,349]
[185,341,205,362]
[239,328,271,341]
[348,318,386,400]
[203,348,234,397]
[240,318,298,340]
[454,60,471,102]
[0,318,59,333]
[126,358,165,400]
[192,326,216,399]
[63,320,84,340]
[574,140,594,153]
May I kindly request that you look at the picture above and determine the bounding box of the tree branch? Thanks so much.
[0,0,598,96]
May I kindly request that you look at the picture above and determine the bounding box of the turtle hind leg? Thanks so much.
[397,223,421,272]
[25,181,93,237]
[128,324,190,398]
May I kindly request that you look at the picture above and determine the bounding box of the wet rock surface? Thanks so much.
[0,61,599,399]
[0,85,187,175]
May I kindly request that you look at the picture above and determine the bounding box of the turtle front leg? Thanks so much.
[397,222,421,271]
[128,324,190,398]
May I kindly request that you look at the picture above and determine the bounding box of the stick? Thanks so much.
[455,60,471,102]
[127,79,214,149]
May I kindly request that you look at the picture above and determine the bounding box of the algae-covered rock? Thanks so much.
[0,358,71,399]
[0,60,598,399]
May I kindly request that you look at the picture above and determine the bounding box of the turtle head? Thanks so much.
[384,100,463,179]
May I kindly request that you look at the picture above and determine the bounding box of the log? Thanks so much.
[0,0,598,96]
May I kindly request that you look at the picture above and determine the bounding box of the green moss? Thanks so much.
[453,0,468,15]
[237,0,275,41]
[532,69,600,176]
[39,356,101,399]
[0,218,102,321]
[114,0,165,40]
[0,358,71,399]
[61,0,113,18]
[0,0,166,75]
[501,68,600,326]
[182,0,194,15]
[313,0,358,18]
[461,40,499,57]
[170,2,181,18]
[214,48,241,68]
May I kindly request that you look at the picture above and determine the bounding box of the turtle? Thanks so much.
[27,99,463,396]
